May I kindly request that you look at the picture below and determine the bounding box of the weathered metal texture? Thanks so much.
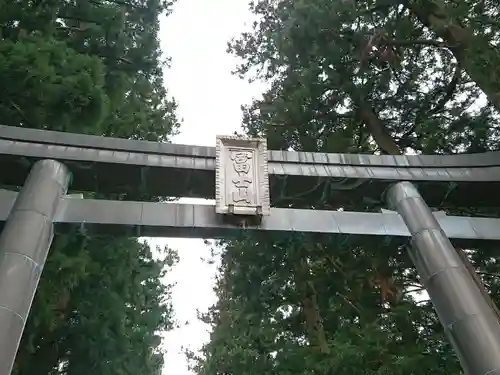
[0,190,497,242]
[2,125,500,168]
[0,160,69,375]
[215,136,269,216]
[1,126,500,206]
[387,182,500,375]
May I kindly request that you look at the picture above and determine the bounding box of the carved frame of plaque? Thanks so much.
[215,135,270,216]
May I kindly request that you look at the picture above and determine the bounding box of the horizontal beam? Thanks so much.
[0,126,499,207]
[0,190,498,243]
[2,125,500,168]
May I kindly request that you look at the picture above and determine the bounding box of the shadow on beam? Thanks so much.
[0,126,500,207]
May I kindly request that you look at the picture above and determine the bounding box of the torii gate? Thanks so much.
[0,125,499,375]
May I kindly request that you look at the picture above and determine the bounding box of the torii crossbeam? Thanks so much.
[0,126,498,375]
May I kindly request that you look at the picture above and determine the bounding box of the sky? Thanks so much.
[153,1,267,374]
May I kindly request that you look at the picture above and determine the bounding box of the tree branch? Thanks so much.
[356,101,402,155]
[478,271,500,280]
[429,65,461,115]
[385,39,451,48]
[10,101,33,128]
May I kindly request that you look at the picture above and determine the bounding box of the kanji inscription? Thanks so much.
[231,150,253,204]
[215,136,270,216]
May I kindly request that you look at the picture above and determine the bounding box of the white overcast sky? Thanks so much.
[151,1,267,375]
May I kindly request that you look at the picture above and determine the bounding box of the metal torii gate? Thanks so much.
[0,126,499,375]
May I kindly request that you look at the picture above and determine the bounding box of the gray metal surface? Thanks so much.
[387,182,500,375]
[0,160,69,375]
[2,125,500,168]
[0,190,497,242]
[1,135,499,180]
[0,126,499,206]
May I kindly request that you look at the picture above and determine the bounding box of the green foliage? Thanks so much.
[0,0,179,374]
[231,0,500,154]
[0,35,108,133]
[194,235,462,375]
[193,1,500,375]
[17,234,177,375]
[0,0,179,141]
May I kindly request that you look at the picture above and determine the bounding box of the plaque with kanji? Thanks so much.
[215,136,270,216]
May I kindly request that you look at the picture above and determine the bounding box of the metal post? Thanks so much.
[0,160,70,375]
[387,181,500,375]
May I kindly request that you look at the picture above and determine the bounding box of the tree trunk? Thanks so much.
[356,101,402,154]
[456,248,500,321]
[294,257,329,353]
[408,0,500,111]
